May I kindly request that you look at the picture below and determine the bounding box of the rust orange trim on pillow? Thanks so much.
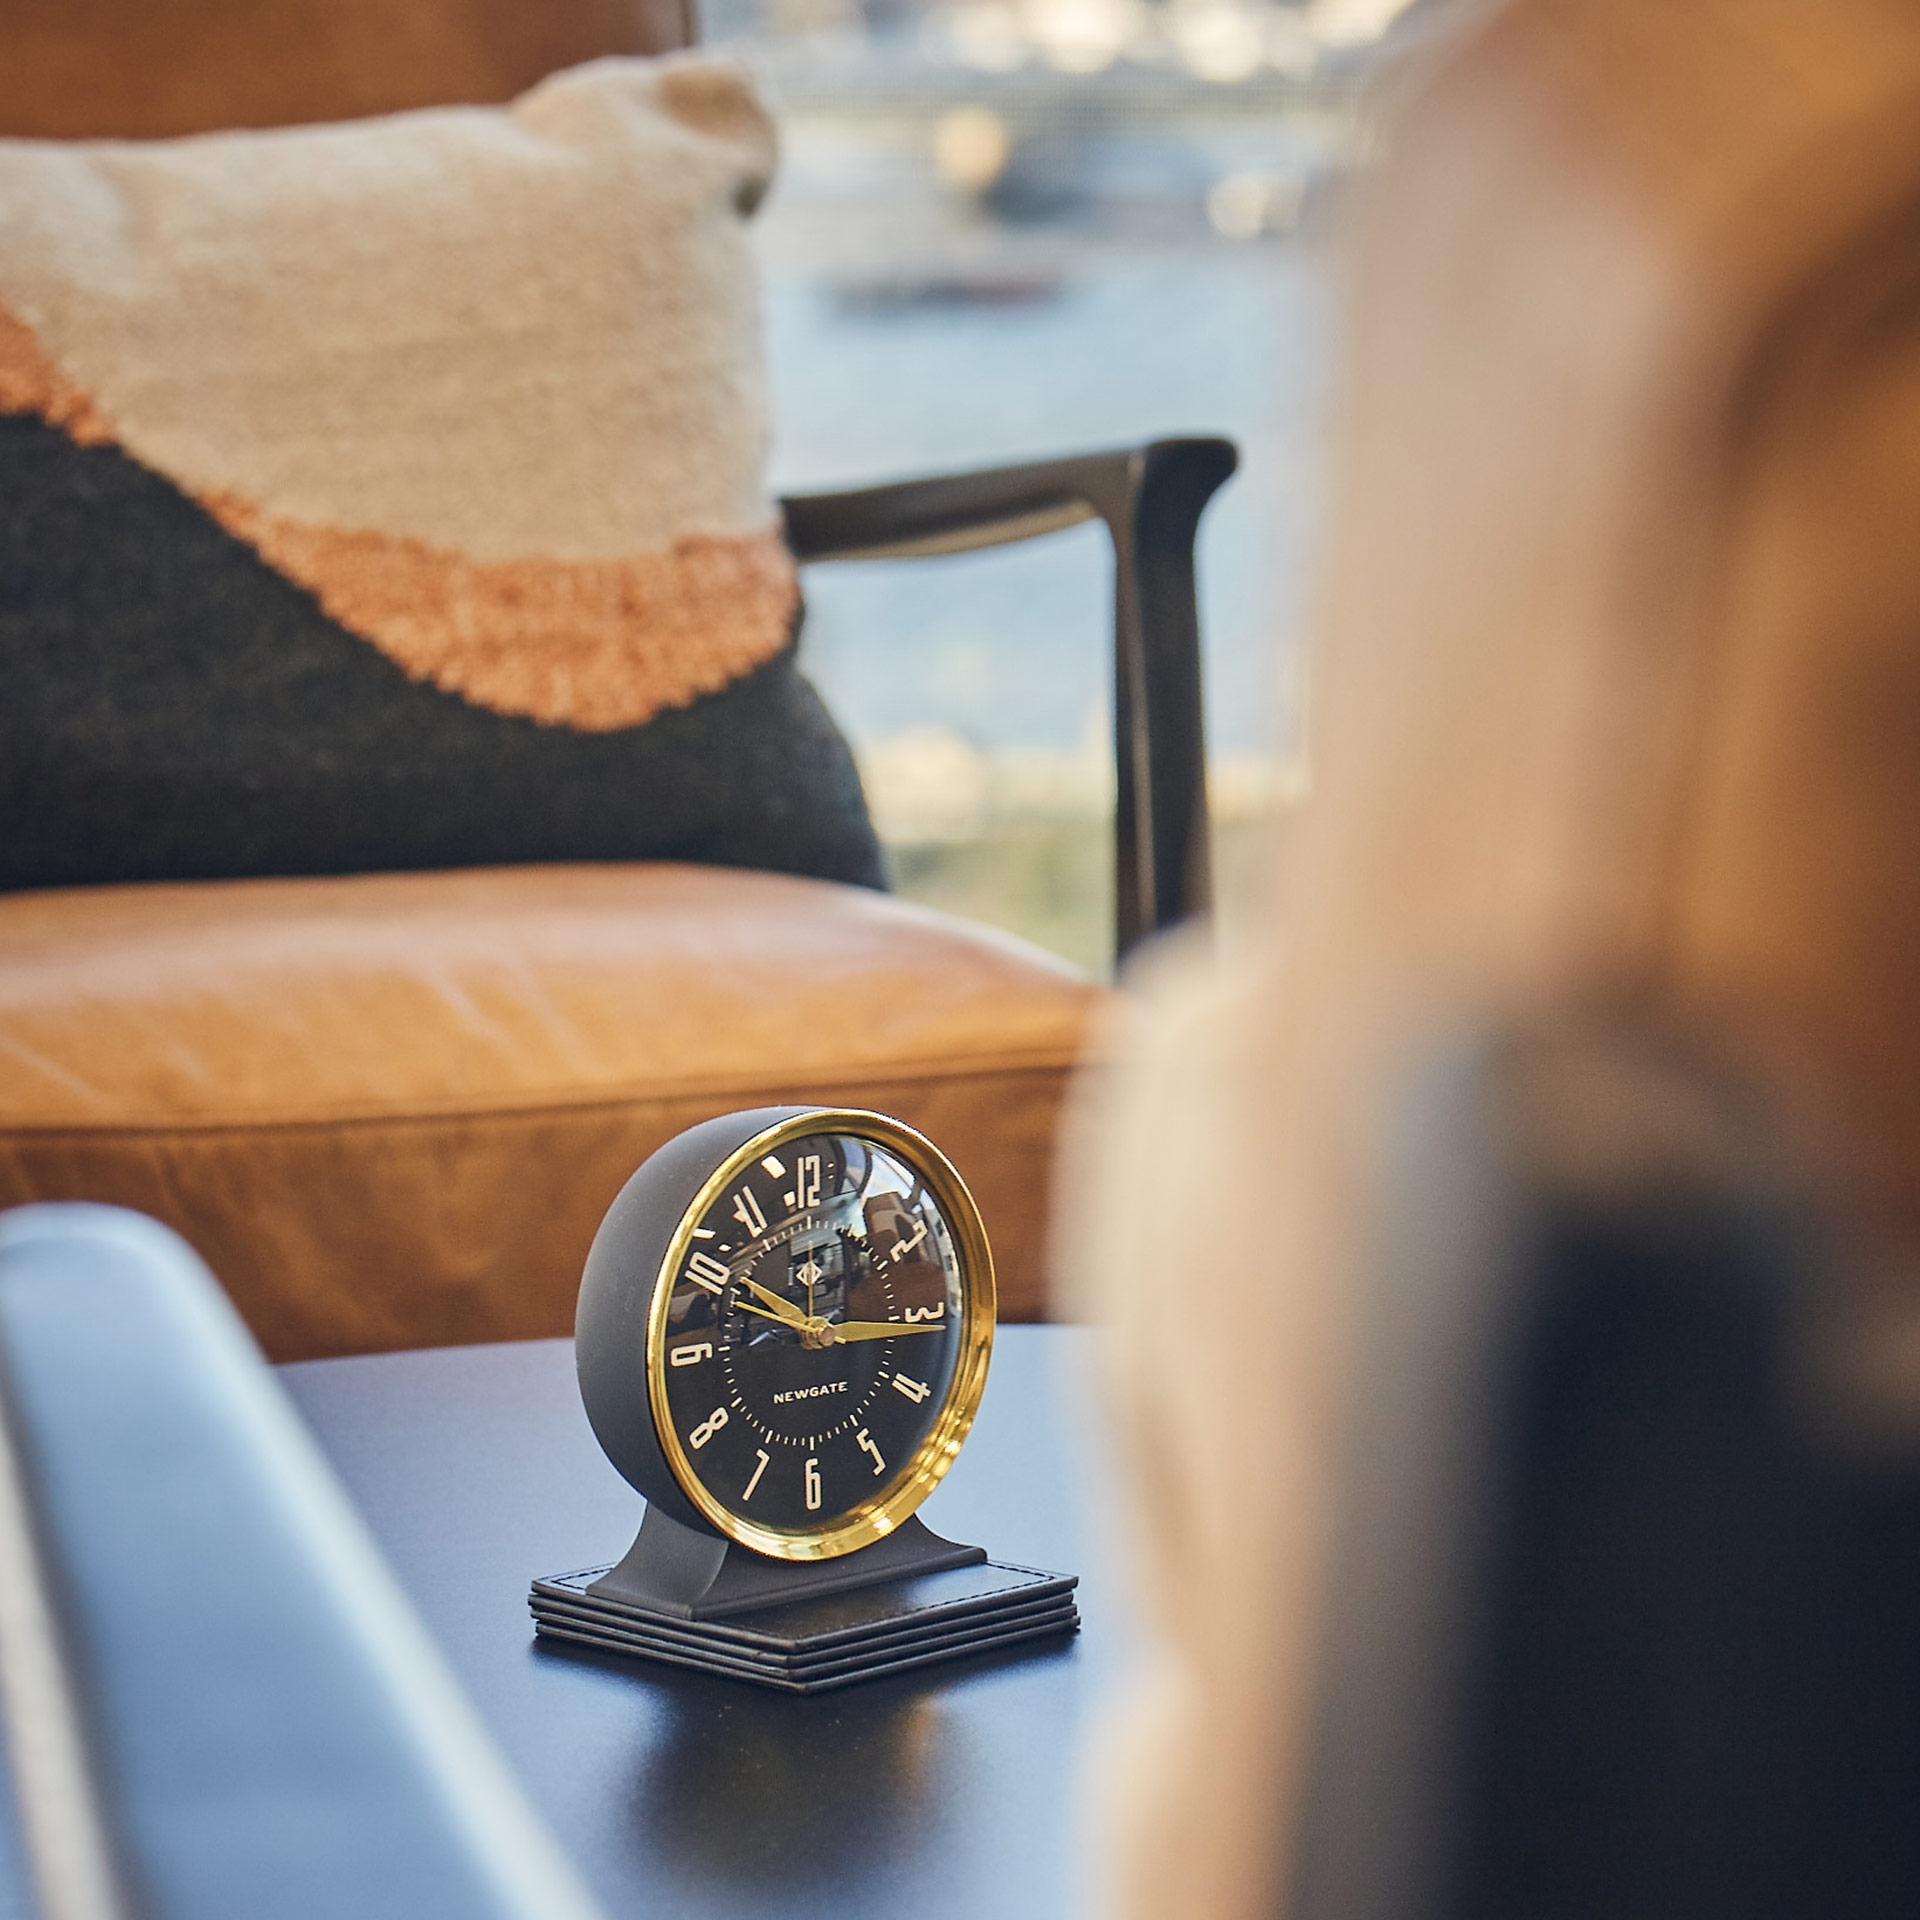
[0,298,113,445]
[208,503,798,732]
[0,296,799,732]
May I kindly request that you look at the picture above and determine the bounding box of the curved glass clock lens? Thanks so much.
[658,1130,967,1534]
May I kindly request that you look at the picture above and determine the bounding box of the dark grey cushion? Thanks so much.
[0,415,884,893]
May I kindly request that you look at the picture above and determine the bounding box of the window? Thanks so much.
[713,0,1418,969]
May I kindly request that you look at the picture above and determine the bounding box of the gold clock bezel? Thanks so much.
[644,1108,996,1561]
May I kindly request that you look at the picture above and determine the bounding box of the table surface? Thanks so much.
[280,1326,1133,1920]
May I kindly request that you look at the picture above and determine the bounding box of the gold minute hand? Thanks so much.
[829,1320,944,1343]
[738,1276,809,1327]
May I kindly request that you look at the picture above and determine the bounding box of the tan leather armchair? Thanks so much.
[0,0,1233,1358]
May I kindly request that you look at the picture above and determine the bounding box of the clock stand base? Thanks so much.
[529,1507,1078,1692]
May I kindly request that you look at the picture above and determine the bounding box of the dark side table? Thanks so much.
[281,1326,1129,1920]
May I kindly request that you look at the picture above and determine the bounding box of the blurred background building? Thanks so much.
[717,0,1429,970]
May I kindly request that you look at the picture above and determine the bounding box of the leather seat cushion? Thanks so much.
[0,864,1102,1358]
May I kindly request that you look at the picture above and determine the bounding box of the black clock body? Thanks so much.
[574,1104,995,1559]
[539,1105,1076,1685]
[575,1107,794,1538]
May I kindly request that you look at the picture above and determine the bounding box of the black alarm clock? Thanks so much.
[528,1107,1078,1692]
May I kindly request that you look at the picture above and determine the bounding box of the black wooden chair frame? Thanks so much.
[782,435,1238,961]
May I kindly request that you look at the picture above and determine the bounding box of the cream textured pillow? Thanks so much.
[0,56,882,891]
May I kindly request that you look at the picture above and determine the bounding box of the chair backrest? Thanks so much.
[0,0,695,138]
[1069,1,1920,1916]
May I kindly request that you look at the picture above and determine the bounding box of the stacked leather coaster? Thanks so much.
[529,1559,1078,1693]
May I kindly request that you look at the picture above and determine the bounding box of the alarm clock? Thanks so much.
[529,1108,1078,1692]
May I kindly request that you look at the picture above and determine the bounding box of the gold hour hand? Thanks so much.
[738,1276,809,1327]
[733,1298,799,1328]
[830,1319,944,1343]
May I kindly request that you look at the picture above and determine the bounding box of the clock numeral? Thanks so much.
[797,1154,823,1209]
[743,1449,770,1500]
[732,1188,766,1236]
[670,1342,713,1368]
[689,1407,729,1449]
[804,1456,822,1511]
[857,1428,886,1476]
[889,1220,929,1264]
[684,1250,730,1295]
[892,1373,932,1405]
[903,1303,945,1323]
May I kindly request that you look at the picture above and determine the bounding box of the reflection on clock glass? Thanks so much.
[658,1132,966,1533]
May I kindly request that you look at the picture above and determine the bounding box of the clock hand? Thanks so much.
[829,1319,944,1343]
[737,1276,809,1327]
[733,1298,802,1329]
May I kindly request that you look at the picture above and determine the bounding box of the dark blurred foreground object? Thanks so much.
[1291,1023,1920,1920]
[0,1202,603,1920]
[1067,0,1920,1916]
[0,0,1233,1351]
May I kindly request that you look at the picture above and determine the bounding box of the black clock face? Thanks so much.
[655,1129,969,1537]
